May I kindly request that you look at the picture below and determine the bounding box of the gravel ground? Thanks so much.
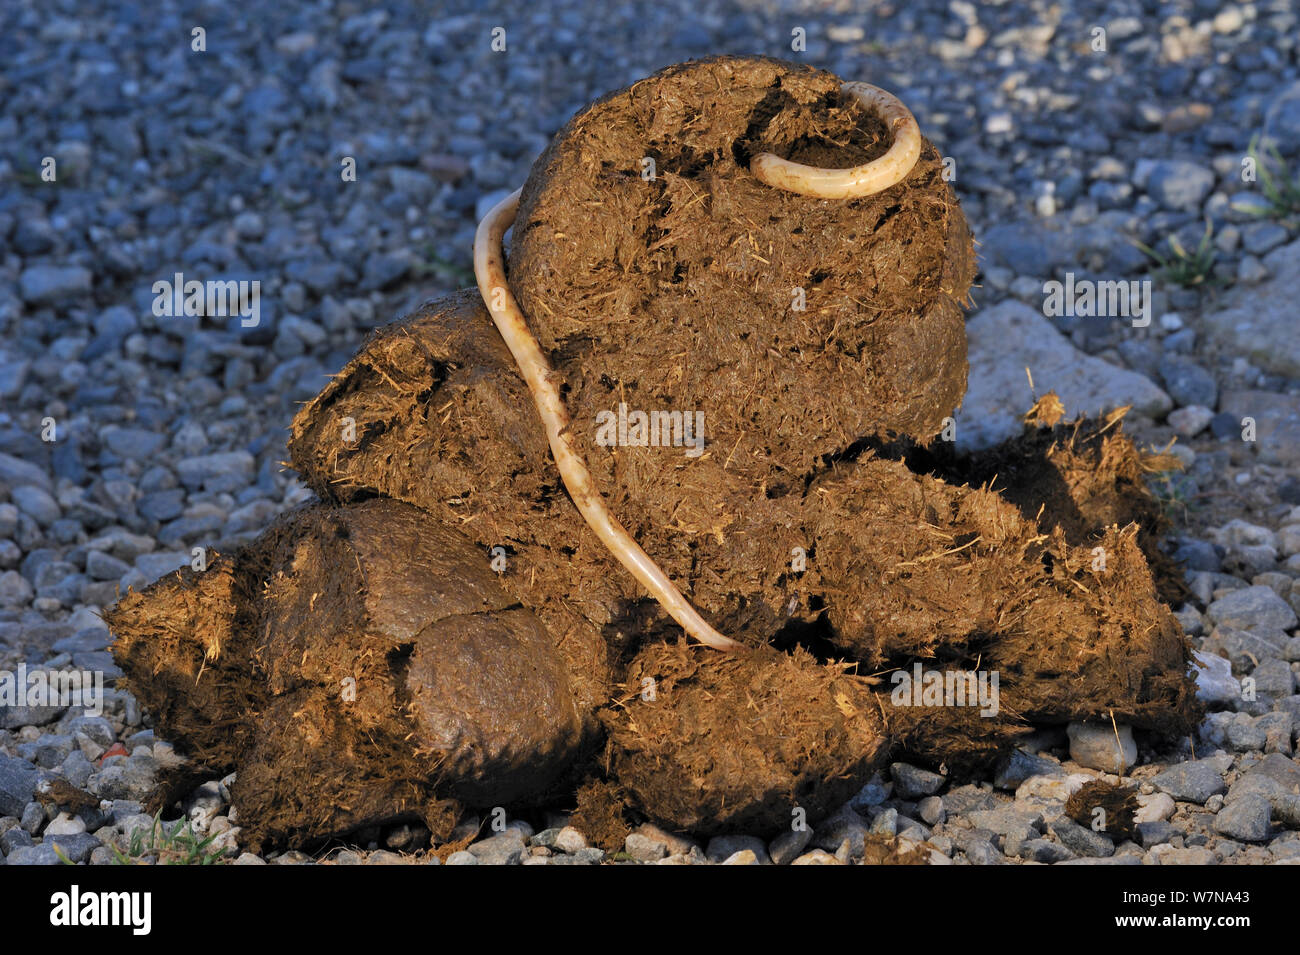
[3,0,1300,864]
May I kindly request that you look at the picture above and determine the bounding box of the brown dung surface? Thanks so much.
[510,56,974,490]
[605,642,887,834]
[112,56,1201,851]
[110,499,583,849]
[1065,779,1141,841]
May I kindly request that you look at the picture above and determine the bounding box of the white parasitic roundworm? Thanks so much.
[749,82,921,199]
[472,81,919,651]
[473,189,743,651]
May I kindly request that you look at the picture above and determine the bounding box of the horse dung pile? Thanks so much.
[107,55,1200,853]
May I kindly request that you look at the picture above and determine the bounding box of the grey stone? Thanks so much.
[0,570,34,606]
[1213,794,1271,842]
[1241,222,1289,256]
[944,784,999,814]
[360,253,410,291]
[1136,821,1176,846]
[60,750,93,789]
[961,838,1002,865]
[1192,650,1239,704]
[1256,711,1294,754]
[5,843,62,865]
[1049,816,1115,856]
[0,452,52,492]
[29,734,75,769]
[1168,405,1214,437]
[552,826,587,854]
[133,552,189,581]
[0,696,65,730]
[706,834,769,864]
[1158,846,1217,865]
[11,486,60,527]
[20,800,44,834]
[1245,753,1300,790]
[869,807,898,836]
[137,490,185,523]
[1226,772,1290,807]
[1223,550,1280,579]
[1263,84,1300,156]
[1056,855,1142,865]
[1173,538,1220,572]
[175,451,255,493]
[548,847,605,865]
[979,222,1068,275]
[890,762,945,798]
[47,831,101,863]
[466,830,525,865]
[624,832,668,862]
[1145,160,1215,210]
[1206,586,1298,633]
[1252,658,1296,700]
[1222,391,1300,467]
[87,760,157,802]
[1273,794,1300,829]
[0,503,17,538]
[1225,712,1267,752]
[2,826,34,854]
[629,823,696,857]
[0,360,30,400]
[956,302,1170,450]
[52,628,111,657]
[528,827,560,848]
[0,756,38,817]
[474,189,515,225]
[1159,359,1217,408]
[101,426,165,460]
[1204,242,1300,379]
[848,777,890,810]
[1151,759,1227,804]
[269,850,312,865]
[19,266,93,304]
[918,796,945,826]
[811,807,870,856]
[1019,837,1075,863]
[12,219,55,255]
[768,827,812,865]
[968,807,1044,856]
[1202,626,1290,671]
[1068,721,1137,773]
[85,550,131,581]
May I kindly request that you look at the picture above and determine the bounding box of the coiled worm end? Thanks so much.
[750,82,922,200]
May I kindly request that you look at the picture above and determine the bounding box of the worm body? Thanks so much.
[750,82,921,199]
[473,189,743,651]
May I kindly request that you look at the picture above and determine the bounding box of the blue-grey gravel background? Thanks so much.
[2,0,1300,865]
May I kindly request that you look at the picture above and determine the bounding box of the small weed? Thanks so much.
[1240,135,1300,220]
[1150,470,1196,525]
[1134,221,1219,287]
[112,810,227,866]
